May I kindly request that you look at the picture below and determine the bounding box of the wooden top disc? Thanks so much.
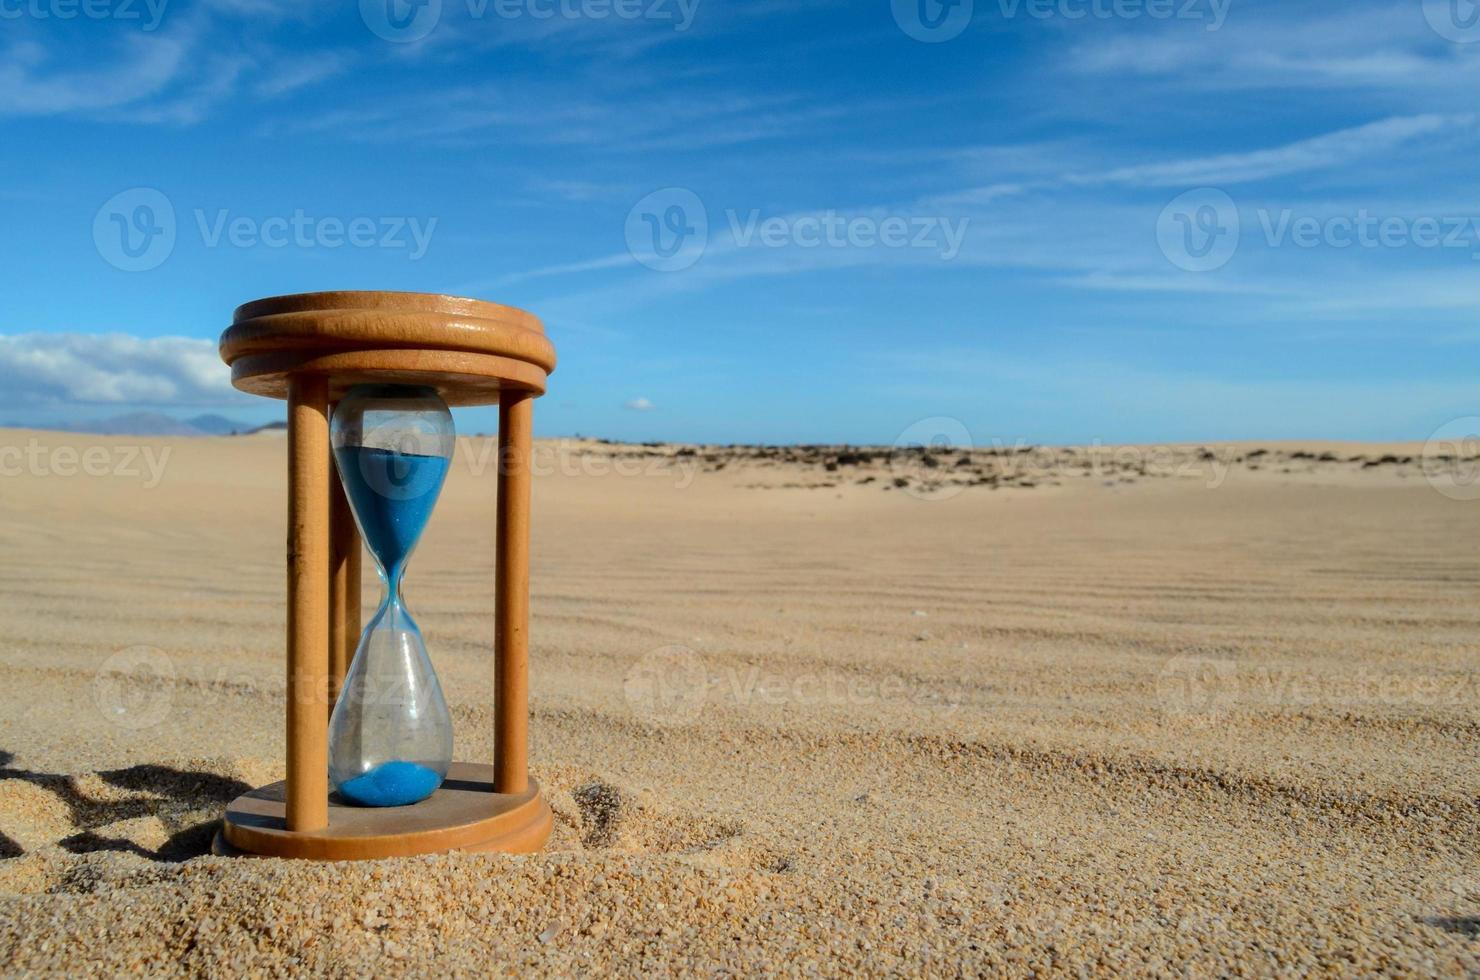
[219,290,556,406]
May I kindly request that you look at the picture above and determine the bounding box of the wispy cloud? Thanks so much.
[253,51,355,98]
[0,34,191,116]
[1065,3,1480,99]
[0,6,351,124]
[929,115,1467,208]
[1079,115,1463,188]
[262,83,882,152]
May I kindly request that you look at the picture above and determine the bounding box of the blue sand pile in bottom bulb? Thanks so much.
[338,760,442,807]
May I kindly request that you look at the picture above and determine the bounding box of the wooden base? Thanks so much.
[213,763,552,860]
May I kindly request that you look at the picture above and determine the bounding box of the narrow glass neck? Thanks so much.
[377,559,408,609]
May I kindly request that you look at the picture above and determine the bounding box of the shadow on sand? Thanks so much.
[0,750,248,862]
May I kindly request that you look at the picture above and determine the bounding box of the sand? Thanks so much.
[0,430,1475,975]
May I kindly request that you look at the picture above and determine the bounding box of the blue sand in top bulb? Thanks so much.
[338,760,442,807]
[334,446,450,575]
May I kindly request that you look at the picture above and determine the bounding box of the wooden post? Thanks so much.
[328,452,361,702]
[495,390,533,795]
[286,374,330,832]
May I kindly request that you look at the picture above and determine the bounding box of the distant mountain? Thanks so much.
[185,413,254,436]
[3,411,264,437]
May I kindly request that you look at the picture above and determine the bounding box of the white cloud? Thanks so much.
[1064,4,1480,99]
[0,7,350,124]
[253,51,354,99]
[0,34,191,116]
[1077,115,1462,188]
[624,397,655,411]
[0,334,241,407]
[928,115,1466,210]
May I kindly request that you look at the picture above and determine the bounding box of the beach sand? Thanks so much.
[0,430,1475,975]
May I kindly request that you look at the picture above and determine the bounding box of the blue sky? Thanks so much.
[1,0,1478,444]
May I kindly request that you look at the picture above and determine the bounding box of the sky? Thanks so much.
[1,0,1478,445]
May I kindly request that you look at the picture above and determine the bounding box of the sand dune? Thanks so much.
[0,429,1475,974]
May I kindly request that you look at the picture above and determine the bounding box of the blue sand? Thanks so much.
[338,760,442,807]
[334,446,450,577]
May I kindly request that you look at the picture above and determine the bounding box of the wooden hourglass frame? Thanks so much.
[212,291,556,860]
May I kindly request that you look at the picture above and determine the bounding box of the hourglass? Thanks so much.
[213,291,556,859]
[329,384,454,807]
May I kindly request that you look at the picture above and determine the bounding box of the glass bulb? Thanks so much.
[328,384,455,807]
